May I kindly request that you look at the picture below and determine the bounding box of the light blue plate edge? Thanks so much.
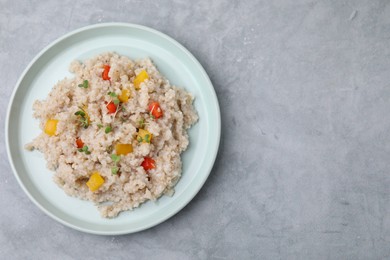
[5,22,221,235]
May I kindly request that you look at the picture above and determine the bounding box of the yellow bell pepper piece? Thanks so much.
[137,129,152,143]
[118,88,130,103]
[86,172,105,192]
[133,70,149,90]
[115,143,133,155]
[44,119,58,136]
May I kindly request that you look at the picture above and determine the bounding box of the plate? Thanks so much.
[5,23,220,235]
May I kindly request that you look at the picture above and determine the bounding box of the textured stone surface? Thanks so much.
[1,0,390,259]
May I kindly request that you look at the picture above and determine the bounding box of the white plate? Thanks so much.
[5,23,220,235]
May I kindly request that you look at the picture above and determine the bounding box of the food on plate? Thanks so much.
[25,52,198,218]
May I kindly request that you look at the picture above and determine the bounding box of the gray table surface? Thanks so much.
[2,0,390,259]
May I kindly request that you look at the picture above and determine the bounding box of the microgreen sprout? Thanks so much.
[105,126,112,134]
[111,154,121,175]
[138,118,145,128]
[137,134,151,143]
[107,91,120,105]
[78,80,89,88]
[78,145,91,155]
[75,107,89,128]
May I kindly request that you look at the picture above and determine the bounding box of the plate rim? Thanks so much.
[5,22,221,235]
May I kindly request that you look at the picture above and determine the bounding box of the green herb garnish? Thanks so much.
[78,80,89,88]
[107,91,120,106]
[108,92,117,97]
[97,123,103,129]
[111,154,121,163]
[78,145,91,155]
[110,154,121,175]
[105,126,112,134]
[111,166,119,175]
[74,107,89,128]
[138,118,145,128]
[137,134,151,143]
[74,111,85,117]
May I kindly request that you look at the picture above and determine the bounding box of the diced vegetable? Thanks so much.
[115,144,133,155]
[44,119,58,136]
[133,70,149,90]
[141,157,156,171]
[86,172,105,191]
[106,101,117,114]
[102,65,111,80]
[148,101,163,119]
[118,88,130,103]
[137,129,152,143]
[76,138,84,148]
